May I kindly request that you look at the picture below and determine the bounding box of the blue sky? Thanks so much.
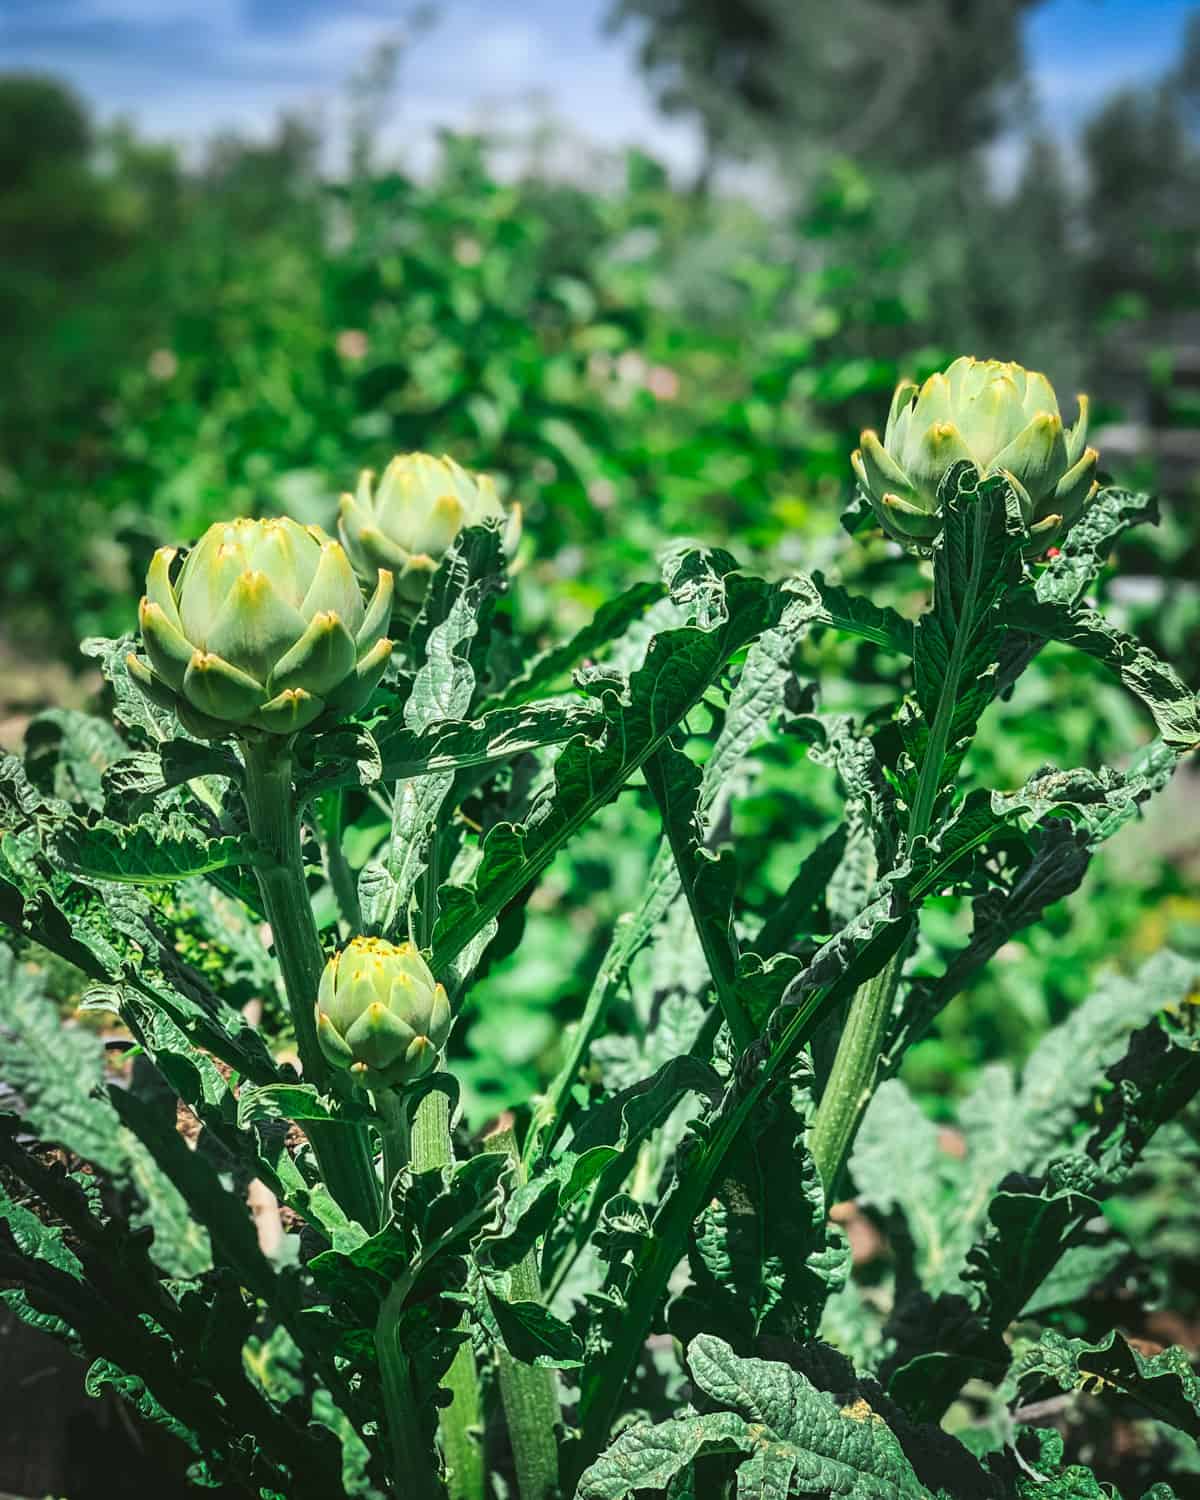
[0,0,1195,174]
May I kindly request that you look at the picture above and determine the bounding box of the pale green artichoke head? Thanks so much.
[128,517,394,739]
[315,935,451,1089]
[338,453,521,608]
[852,356,1099,553]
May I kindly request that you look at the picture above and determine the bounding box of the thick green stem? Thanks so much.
[810,527,980,1202]
[375,1087,412,1219]
[483,1119,560,1500]
[808,946,908,1200]
[412,1088,484,1500]
[240,738,380,1230]
[376,1283,444,1500]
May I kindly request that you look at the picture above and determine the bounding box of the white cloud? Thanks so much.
[0,0,699,179]
[463,18,542,84]
[233,11,407,76]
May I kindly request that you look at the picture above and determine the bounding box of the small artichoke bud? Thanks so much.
[315,936,451,1089]
[337,452,521,609]
[851,356,1099,555]
[126,517,394,740]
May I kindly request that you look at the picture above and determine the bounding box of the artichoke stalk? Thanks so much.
[316,936,451,1090]
[852,356,1099,553]
[128,516,394,739]
[338,452,521,608]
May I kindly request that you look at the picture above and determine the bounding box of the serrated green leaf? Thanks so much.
[1002,1428,1110,1499]
[903,465,1025,836]
[23,707,129,810]
[1017,950,1198,1173]
[432,565,796,973]
[885,973,1200,1425]
[853,1078,956,1283]
[865,952,1199,1310]
[0,944,212,1278]
[992,757,1178,846]
[967,1183,1099,1331]
[577,1335,933,1500]
[359,769,454,941]
[1083,1008,1200,1183]
[0,1178,83,1281]
[569,1055,724,1161]
[644,744,750,1046]
[810,571,915,656]
[310,1152,506,1317]
[490,580,666,708]
[85,1358,202,1449]
[0,1124,357,1496]
[1010,1327,1200,1438]
[541,1054,723,1301]
[887,820,1092,1068]
[578,1409,753,1499]
[304,698,600,797]
[576,873,917,1474]
[1006,593,1200,749]
[672,1058,847,1350]
[1034,485,1159,608]
[792,712,897,926]
[51,813,266,884]
[356,554,492,945]
[527,583,819,1161]
[81,633,181,743]
[484,1293,584,1369]
[101,739,241,810]
[0,764,281,1083]
[407,521,506,676]
[235,1081,372,1129]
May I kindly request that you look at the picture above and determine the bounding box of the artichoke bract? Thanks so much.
[338,452,521,608]
[128,517,393,739]
[315,936,451,1089]
[852,356,1099,553]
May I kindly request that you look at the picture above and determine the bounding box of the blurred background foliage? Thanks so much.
[2,0,1199,1388]
[4,2,1200,669]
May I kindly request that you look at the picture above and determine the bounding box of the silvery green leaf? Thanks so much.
[1006,593,1200,749]
[1034,485,1159,608]
[577,1336,938,1499]
[1008,1327,1200,1438]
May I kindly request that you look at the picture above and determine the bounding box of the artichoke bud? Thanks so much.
[338,452,521,609]
[126,517,394,739]
[852,356,1099,555]
[315,936,451,1090]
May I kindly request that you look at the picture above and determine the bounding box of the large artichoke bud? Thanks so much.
[852,356,1099,553]
[127,517,393,739]
[315,936,451,1089]
[338,452,521,608]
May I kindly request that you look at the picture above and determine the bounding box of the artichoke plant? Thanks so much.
[852,356,1099,552]
[128,517,393,739]
[338,452,521,608]
[315,936,451,1089]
